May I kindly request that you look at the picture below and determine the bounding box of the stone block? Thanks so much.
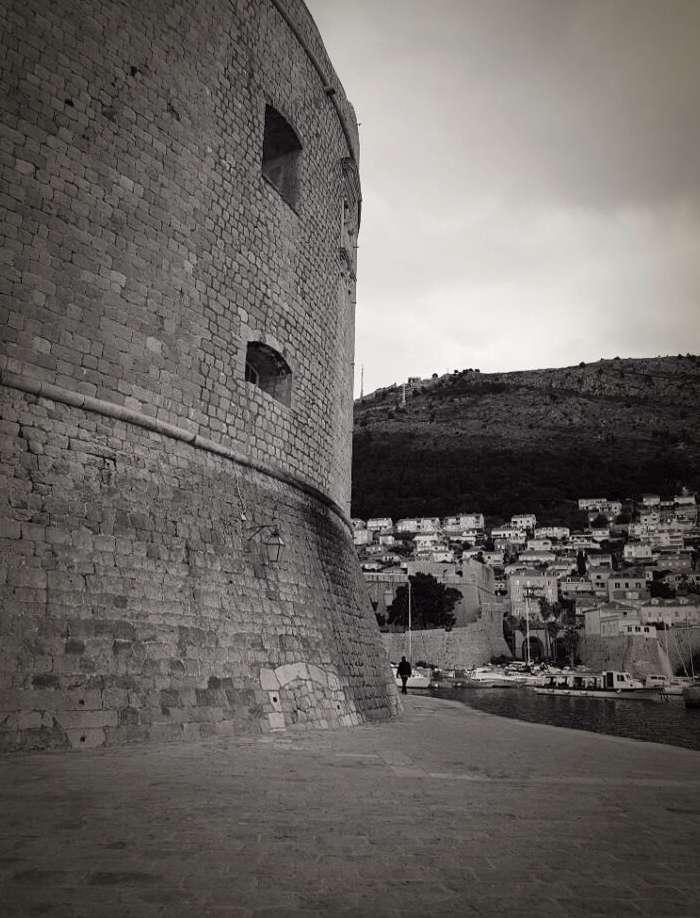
[56,709,117,729]
[0,518,21,539]
[307,664,328,686]
[275,662,309,686]
[65,727,105,749]
[267,712,285,731]
[259,668,279,691]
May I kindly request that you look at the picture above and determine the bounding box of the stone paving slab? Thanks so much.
[1,694,699,916]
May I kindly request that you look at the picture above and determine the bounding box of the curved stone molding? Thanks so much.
[0,371,350,532]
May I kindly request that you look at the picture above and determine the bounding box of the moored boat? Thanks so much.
[391,664,431,690]
[534,670,664,702]
[642,674,693,697]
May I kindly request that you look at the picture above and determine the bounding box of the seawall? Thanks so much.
[381,611,511,668]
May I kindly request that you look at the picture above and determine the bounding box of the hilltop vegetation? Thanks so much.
[352,355,699,527]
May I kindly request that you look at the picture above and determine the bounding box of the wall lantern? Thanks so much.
[246,524,285,565]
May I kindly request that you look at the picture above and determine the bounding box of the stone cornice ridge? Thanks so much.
[1,371,351,533]
[266,0,360,166]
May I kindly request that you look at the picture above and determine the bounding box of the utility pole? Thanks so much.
[523,583,538,665]
[360,365,364,399]
[401,382,406,408]
[524,591,531,665]
[408,577,412,662]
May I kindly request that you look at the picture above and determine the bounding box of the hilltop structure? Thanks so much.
[0,0,398,750]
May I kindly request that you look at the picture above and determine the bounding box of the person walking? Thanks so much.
[397,656,412,695]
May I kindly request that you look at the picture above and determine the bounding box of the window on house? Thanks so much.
[244,341,292,407]
[261,105,301,208]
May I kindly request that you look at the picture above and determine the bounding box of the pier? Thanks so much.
[1,694,698,916]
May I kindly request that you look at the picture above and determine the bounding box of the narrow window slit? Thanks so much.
[261,105,301,208]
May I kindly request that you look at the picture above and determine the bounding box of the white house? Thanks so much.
[569,534,599,550]
[482,550,505,566]
[587,553,613,569]
[518,550,556,564]
[559,577,595,596]
[639,603,700,627]
[590,570,611,596]
[416,517,441,532]
[396,518,418,533]
[651,529,685,550]
[429,548,454,563]
[353,529,372,547]
[578,498,608,511]
[608,575,650,602]
[535,526,570,540]
[492,527,527,543]
[414,532,440,549]
[367,517,393,532]
[584,607,656,638]
[443,513,484,531]
[511,513,537,529]
[623,543,653,561]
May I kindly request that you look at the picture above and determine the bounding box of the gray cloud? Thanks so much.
[306,0,700,393]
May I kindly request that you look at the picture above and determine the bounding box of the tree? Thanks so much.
[503,613,518,654]
[387,572,459,631]
[558,597,579,666]
[576,550,587,576]
[590,513,609,528]
[562,625,579,667]
[650,576,676,599]
[546,618,562,661]
[392,540,415,558]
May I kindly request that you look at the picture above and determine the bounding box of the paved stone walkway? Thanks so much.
[1,694,699,917]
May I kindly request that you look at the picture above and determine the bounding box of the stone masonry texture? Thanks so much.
[381,612,513,670]
[0,0,399,750]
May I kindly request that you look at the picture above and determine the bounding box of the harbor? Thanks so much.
[426,672,700,751]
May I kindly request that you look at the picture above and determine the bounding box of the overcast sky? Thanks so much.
[306,0,700,395]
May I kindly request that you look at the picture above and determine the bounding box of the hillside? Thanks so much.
[352,355,699,527]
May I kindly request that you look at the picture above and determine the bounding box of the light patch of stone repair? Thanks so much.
[260,663,360,731]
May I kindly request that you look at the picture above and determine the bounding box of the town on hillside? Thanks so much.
[354,491,699,667]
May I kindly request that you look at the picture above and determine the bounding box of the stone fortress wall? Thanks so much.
[0,0,399,750]
[382,611,513,670]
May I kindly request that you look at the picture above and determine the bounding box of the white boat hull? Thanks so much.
[393,668,431,690]
[534,687,663,702]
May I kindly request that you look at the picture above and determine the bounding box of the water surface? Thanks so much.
[436,686,700,751]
